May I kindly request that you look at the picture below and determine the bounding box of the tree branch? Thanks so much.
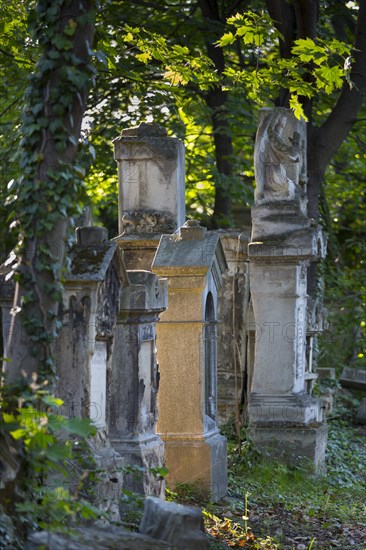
[265,0,297,59]
[316,1,366,174]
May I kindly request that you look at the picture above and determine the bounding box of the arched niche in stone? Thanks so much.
[204,291,217,430]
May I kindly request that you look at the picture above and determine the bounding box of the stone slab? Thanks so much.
[153,230,227,277]
[340,367,366,391]
[66,238,128,284]
[27,526,174,549]
[248,394,322,425]
[140,496,208,550]
[249,422,328,474]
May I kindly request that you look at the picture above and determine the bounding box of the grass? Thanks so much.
[168,389,366,549]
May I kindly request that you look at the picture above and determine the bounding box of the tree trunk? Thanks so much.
[198,0,246,227]
[3,0,96,386]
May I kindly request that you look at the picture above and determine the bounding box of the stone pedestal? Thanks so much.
[152,221,228,501]
[248,232,327,471]
[248,108,328,471]
[109,270,168,496]
[113,123,186,270]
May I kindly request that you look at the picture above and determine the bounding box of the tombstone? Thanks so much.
[317,368,336,380]
[109,270,168,497]
[140,496,209,550]
[340,367,366,391]
[56,225,128,427]
[152,220,228,501]
[216,229,251,425]
[248,108,328,471]
[356,398,366,424]
[55,225,130,514]
[113,122,186,270]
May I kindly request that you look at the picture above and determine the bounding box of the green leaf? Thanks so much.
[136,52,152,64]
[64,417,96,437]
[315,65,344,93]
[10,428,27,440]
[218,32,235,47]
[42,395,64,408]
[52,35,72,50]
[46,443,72,461]
[289,95,308,121]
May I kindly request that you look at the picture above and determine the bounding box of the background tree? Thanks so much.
[1,1,365,372]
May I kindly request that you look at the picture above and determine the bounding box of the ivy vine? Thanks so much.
[6,0,96,381]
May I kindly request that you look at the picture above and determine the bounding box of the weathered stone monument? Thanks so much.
[216,229,251,425]
[57,222,168,499]
[248,107,328,470]
[57,225,128,426]
[109,270,167,496]
[113,122,186,270]
[113,122,228,498]
[152,220,228,500]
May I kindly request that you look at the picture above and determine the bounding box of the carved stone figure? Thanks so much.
[121,209,176,235]
[254,108,306,203]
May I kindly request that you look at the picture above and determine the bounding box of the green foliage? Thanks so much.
[1,384,101,534]
[319,130,366,372]
[0,0,38,263]
[224,399,366,533]
[220,13,352,121]
[167,391,365,548]
[122,25,217,90]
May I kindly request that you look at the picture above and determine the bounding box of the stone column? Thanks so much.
[152,221,228,501]
[109,270,167,497]
[248,108,328,471]
[216,229,250,425]
[113,123,186,270]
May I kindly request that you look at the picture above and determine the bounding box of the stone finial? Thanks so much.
[74,206,92,228]
[120,122,168,138]
[179,220,207,241]
[76,226,108,247]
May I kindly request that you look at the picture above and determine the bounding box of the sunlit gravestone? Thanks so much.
[248,107,328,471]
[152,220,228,501]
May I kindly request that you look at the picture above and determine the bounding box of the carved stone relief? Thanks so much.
[254,107,307,204]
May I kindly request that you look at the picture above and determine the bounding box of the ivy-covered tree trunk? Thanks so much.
[3,0,96,385]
